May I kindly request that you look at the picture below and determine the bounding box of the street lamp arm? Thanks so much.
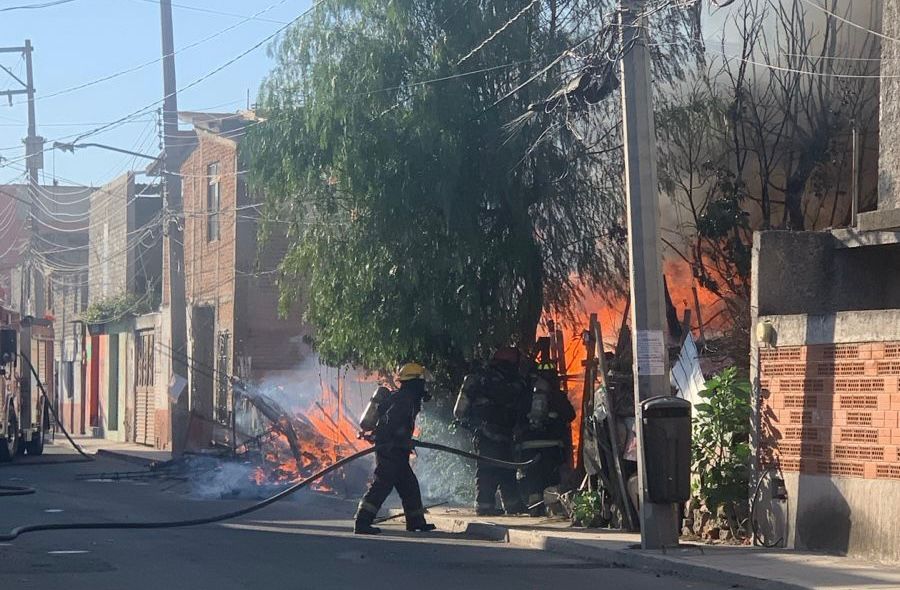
[53,141,159,162]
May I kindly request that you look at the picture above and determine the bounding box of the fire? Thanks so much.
[243,369,370,494]
[553,256,738,467]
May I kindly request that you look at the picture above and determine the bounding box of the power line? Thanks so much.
[0,0,76,12]
[129,0,290,25]
[797,0,898,46]
[5,0,295,107]
[457,0,540,66]
[0,0,327,171]
[715,48,888,79]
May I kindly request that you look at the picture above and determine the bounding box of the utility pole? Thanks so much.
[1,41,42,317]
[619,0,680,549]
[160,0,190,455]
[24,40,42,185]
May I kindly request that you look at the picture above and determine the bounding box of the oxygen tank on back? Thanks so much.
[528,379,550,428]
[359,386,391,433]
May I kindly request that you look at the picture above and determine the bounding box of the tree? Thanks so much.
[655,0,880,366]
[656,72,752,361]
[246,0,639,381]
[721,0,880,231]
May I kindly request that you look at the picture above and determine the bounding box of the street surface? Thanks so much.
[0,444,728,590]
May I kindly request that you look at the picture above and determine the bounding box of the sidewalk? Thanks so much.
[47,435,172,465]
[422,508,900,590]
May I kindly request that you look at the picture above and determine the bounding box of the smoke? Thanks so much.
[239,354,371,423]
[413,406,475,506]
[186,457,268,499]
[186,354,378,499]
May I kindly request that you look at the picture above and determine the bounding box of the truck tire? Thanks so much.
[25,428,44,456]
[25,399,47,456]
[0,407,20,463]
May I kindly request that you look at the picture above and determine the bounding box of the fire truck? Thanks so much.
[0,307,52,462]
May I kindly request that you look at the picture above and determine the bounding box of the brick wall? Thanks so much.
[181,132,238,330]
[759,342,900,480]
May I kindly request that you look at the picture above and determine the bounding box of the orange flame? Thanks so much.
[250,374,366,492]
[553,256,733,467]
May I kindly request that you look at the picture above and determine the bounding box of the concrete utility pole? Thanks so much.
[619,0,680,549]
[160,0,190,454]
[1,41,42,316]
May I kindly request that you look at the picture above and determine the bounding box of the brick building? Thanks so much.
[88,172,162,303]
[174,111,307,446]
[750,0,900,563]
[75,172,163,443]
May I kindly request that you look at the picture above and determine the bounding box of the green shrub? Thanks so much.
[692,367,752,512]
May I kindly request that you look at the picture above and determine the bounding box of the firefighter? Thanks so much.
[517,362,576,516]
[354,363,436,535]
[454,347,527,516]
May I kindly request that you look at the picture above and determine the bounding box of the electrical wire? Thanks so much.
[129,0,290,25]
[5,0,295,107]
[72,0,329,146]
[457,0,540,66]
[750,469,781,547]
[0,0,76,12]
[797,0,899,46]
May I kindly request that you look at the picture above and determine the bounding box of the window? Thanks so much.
[207,162,220,242]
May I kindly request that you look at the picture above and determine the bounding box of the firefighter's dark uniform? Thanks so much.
[354,377,433,535]
[518,375,576,516]
[459,363,528,515]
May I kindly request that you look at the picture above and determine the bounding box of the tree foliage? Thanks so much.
[246,0,650,378]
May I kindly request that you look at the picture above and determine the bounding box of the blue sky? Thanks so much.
[0,0,311,187]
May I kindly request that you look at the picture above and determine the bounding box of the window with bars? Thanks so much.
[207,162,220,242]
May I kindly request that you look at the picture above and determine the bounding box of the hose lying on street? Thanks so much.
[0,485,36,497]
[20,353,94,463]
[0,440,535,542]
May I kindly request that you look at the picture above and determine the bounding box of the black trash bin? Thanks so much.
[641,395,691,504]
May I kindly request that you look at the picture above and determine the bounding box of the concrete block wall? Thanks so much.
[752,315,900,564]
[758,342,900,480]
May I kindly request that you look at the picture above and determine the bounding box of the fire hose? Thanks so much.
[3,353,536,541]
[0,485,35,497]
[0,440,535,542]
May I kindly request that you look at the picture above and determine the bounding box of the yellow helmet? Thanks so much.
[397,362,429,382]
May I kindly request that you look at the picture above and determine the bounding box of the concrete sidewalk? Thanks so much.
[46,435,172,465]
[423,508,900,590]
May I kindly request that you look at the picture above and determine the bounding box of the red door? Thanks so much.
[89,335,100,429]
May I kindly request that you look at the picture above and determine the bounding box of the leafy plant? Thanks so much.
[692,367,752,513]
[82,292,153,325]
[571,490,605,528]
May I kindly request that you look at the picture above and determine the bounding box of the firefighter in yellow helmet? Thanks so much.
[354,362,436,535]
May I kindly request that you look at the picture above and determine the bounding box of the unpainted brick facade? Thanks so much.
[758,342,900,481]
[177,123,307,426]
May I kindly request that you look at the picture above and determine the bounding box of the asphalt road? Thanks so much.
[0,445,729,590]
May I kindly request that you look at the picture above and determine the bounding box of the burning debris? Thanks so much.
[234,379,372,496]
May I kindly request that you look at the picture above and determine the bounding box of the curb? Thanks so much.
[425,514,806,590]
[95,449,162,467]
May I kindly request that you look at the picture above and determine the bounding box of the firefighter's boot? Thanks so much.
[354,519,382,535]
[406,522,436,532]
